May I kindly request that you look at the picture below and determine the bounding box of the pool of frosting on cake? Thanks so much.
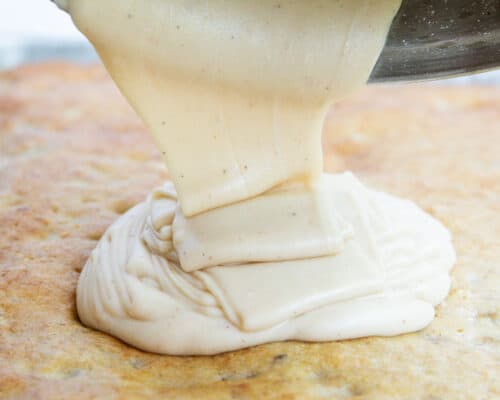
[54,0,456,355]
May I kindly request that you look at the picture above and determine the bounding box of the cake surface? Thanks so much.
[0,64,498,399]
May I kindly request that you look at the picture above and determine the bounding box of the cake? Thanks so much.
[0,63,498,399]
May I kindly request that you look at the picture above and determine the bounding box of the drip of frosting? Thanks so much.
[172,177,353,272]
[67,0,402,216]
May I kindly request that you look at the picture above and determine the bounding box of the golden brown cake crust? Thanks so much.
[0,63,498,399]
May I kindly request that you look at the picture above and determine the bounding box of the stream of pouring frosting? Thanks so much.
[56,0,457,355]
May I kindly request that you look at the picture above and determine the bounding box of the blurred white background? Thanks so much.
[0,0,97,70]
[1,0,499,84]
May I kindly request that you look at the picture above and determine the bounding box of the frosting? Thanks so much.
[68,0,402,216]
[57,0,457,355]
[77,173,455,355]
[172,177,353,272]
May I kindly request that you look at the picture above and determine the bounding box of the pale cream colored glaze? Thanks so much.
[77,173,455,355]
[58,0,457,355]
[173,176,353,272]
[65,0,401,216]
